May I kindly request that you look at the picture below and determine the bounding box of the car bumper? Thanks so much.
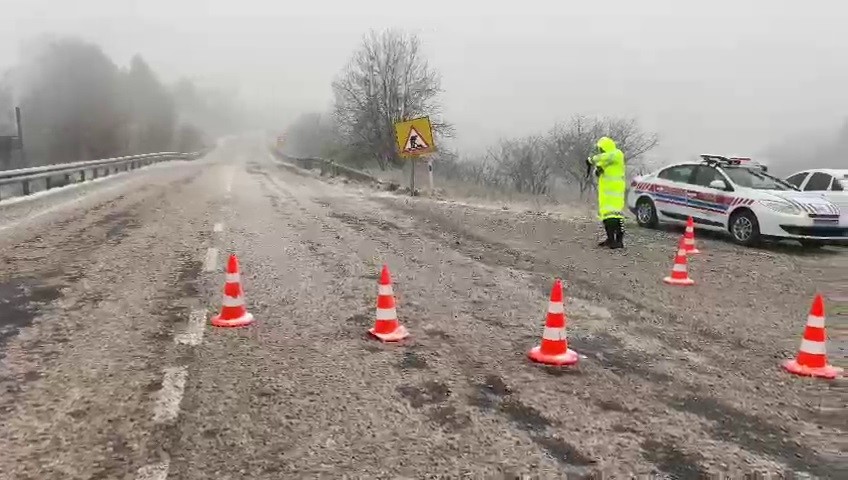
[759,212,848,240]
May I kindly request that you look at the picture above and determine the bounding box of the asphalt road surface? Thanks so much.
[0,135,845,479]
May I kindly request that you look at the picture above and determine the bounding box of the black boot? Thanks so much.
[597,219,615,247]
[610,218,624,249]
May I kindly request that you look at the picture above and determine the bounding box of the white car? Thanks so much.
[785,168,848,213]
[627,154,847,247]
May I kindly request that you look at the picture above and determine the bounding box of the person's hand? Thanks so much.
[595,166,604,177]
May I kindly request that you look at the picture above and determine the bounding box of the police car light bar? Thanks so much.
[699,154,738,165]
[700,154,768,171]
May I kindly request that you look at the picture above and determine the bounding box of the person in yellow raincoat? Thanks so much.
[587,136,626,249]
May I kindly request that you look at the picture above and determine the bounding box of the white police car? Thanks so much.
[627,154,847,247]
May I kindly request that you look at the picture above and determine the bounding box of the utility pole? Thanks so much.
[15,106,26,167]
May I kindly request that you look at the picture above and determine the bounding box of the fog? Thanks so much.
[2,0,847,170]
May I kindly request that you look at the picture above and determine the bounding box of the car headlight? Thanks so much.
[760,200,802,215]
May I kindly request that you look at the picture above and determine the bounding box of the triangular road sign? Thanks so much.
[403,127,430,153]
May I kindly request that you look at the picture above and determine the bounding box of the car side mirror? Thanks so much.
[709,180,727,190]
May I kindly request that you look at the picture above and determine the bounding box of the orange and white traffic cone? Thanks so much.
[683,216,700,254]
[663,237,695,286]
[369,264,409,342]
[528,279,579,366]
[782,294,843,379]
[211,254,255,328]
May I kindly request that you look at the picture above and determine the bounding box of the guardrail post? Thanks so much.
[93,168,99,179]
[45,176,52,190]
[22,180,30,195]
[80,169,86,181]
[65,173,71,184]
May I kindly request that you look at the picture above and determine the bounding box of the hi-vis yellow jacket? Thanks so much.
[589,137,626,220]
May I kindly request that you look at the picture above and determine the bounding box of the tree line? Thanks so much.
[0,37,239,170]
[283,29,660,197]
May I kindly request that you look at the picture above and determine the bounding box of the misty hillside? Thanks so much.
[0,37,240,170]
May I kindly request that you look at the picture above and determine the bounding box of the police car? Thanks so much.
[627,154,847,247]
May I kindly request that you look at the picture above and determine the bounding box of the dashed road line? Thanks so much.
[135,461,170,480]
[141,215,224,476]
[153,366,188,424]
[175,308,207,346]
[203,247,218,272]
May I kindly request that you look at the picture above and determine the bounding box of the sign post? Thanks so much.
[394,116,436,196]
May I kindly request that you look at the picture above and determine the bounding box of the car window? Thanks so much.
[722,166,795,190]
[691,166,727,188]
[785,172,808,188]
[804,172,833,191]
[834,176,846,191]
[657,165,695,184]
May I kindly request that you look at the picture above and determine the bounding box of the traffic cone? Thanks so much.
[369,264,409,342]
[683,217,700,254]
[211,254,255,328]
[528,279,579,366]
[782,294,843,379]
[663,237,695,286]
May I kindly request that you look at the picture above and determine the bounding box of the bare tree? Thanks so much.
[332,29,452,170]
[548,115,659,197]
[123,55,176,153]
[489,136,552,195]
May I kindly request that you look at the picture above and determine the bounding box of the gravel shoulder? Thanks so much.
[172,147,846,479]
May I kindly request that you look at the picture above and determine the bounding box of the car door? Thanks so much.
[683,165,733,228]
[652,164,697,222]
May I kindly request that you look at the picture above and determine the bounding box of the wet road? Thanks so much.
[0,136,845,479]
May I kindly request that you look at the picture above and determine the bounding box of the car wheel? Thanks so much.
[729,209,761,247]
[799,239,825,249]
[635,197,658,228]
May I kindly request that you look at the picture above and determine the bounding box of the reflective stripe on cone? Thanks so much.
[782,294,843,380]
[211,254,254,328]
[369,264,409,342]
[528,279,579,366]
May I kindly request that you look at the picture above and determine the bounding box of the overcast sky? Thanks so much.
[1,0,846,163]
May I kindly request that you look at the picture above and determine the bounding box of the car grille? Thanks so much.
[780,225,848,237]
[784,199,841,215]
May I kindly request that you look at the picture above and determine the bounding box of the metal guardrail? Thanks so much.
[270,148,385,185]
[0,151,204,200]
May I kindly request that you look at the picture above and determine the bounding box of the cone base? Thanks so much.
[211,312,254,328]
[782,359,843,380]
[528,346,580,366]
[663,276,694,286]
[369,324,409,342]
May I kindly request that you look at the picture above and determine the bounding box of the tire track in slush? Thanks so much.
[249,163,600,475]
[135,186,227,479]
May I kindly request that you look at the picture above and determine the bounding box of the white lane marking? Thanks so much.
[213,222,223,232]
[135,461,170,480]
[153,366,188,424]
[225,167,235,193]
[203,247,218,272]
[174,309,206,346]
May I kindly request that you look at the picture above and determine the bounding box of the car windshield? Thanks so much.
[721,166,797,191]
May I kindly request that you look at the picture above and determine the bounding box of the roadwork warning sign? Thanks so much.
[394,117,436,157]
